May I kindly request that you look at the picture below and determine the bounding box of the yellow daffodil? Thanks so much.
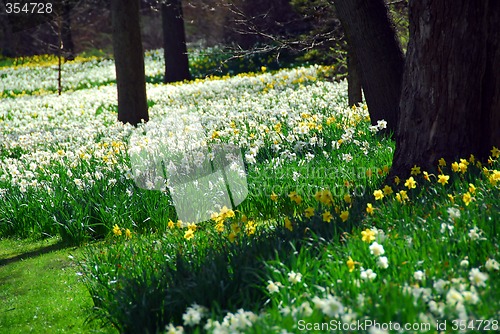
[270,192,278,202]
[288,191,302,205]
[489,170,500,186]
[361,228,376,243]
[458,162,468,174]
[405,176,417,189]
[344,194,352,204]
[410,165,421,175]
[383,185,393,195]
[366,203,374,215]
[125,228,132,239]
[231,223,241,234]
[491,146,500,158]
[304,207,315,218]
[437,174,450,185]
[284,217,293,231]
[394,176,401,185]
[112,224,122,237]
[468,183,476,194]
[168,220,175,229]
[184,229,194,240]
[245,221,256,236]
[340,210,349,222]
[463,192,473,206]
[373,189,384,201]
[448,194,455,203]
[322,210,333,223]
[438,158,446,167]
[347,257,357,272]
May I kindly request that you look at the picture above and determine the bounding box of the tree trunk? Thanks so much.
[111,0,149,126]
[61,1,75,61]
[162,0,191,83]
[334,0,404,135]
[347,47,362,106]
[391,0,500,177]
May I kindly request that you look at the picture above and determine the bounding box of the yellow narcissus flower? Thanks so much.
[394,176,401,185]
[125,228,132,239]
[366,203,374,215]
[396,190,409,203]
[383,185,393,195]
[489,170,500,186]
[410,165,421,176]
[423,171,430,181]
[438,158,446,167]
[343,194,352,204]
[228,232,237,243]
[405,177,417,189]
[373,189,384,201]
[468,183,476,194]
[361,228,376,243]
[451,162,460,172]
[340,210,349,222]
[112,224,122,237]
[438,174,450,185]
[288,191,302,205]
[231,223,241,234]
[270,192,278,202]
[215,222,224,233]
[347,256,357,272]
[491,146,500,158]
[245,221,256,236]
[463,192,473,206]
[322,210,333,223]
[184,229,194,240]
[168,219,175,229]
[304,207,315,218]
[459,161,468,173]
[284,217,293,231]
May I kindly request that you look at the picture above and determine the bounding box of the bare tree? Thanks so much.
[391,0,500,176]
[161,0,191,82]
[333,0,404,135]
[111,0,149,125]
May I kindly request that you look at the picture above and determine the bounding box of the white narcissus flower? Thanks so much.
[288,271,302,284]
[369,242,385,257]
[376,256,389,269]
[485,258,499,271]
[360,268,377,281]
[469,268,488,287]
[446,288,464,306]
[266,280,282,294]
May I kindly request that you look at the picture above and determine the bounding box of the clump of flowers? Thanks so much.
[112,224,132,240]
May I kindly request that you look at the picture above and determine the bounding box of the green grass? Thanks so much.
[0,238,116,333]
[1,53,499,333]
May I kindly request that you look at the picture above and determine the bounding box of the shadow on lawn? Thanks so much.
[0,241,69,267]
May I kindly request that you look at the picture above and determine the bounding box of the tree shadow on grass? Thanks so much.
[0,240,69,267]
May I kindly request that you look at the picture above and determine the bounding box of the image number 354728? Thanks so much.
[5,2,53,14]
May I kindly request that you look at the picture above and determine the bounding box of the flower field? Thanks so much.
[1,52,499,333]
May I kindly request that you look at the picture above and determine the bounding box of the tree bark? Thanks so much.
[111,0,149,126]
[162,0,191,83]
[334,0,404,135]
[347,47,362,106]
[391,0,500,177]
[61,1,75,61]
